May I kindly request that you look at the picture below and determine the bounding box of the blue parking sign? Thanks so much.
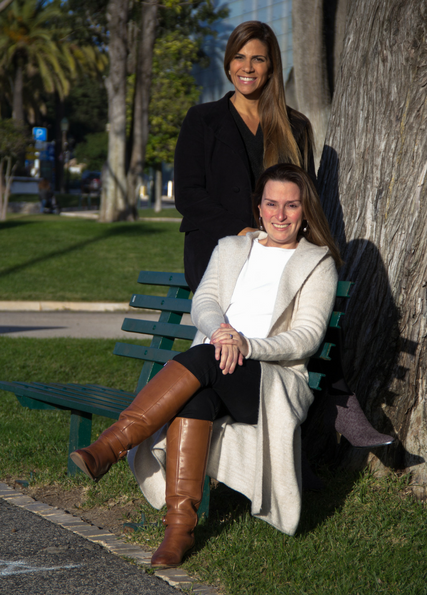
[32,127,47,141]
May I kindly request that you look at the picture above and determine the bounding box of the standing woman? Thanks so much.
[175,21,394,450]
[175,21,315,294]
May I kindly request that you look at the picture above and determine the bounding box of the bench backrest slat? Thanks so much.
[137,271,189,287]
[336,281,353,297]
[130,294,192,314]
[114,343,180,365]
[308,372,325,390]
[312,342,335,361]
[121,318,197,341]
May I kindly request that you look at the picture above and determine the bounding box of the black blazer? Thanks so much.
[174,92,315,292]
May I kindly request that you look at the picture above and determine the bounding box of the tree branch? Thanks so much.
[0,0,14,13]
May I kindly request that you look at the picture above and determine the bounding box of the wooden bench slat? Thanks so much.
[336,281,353,297]
[114,342,180,363]
[121,318,197,341]
[49,382,134,397]
[32,382,135,404]
[329,311,343,329]
[312,342,335,360]
[2,381,135,417]
[138,271,189,288]
[130,294,192,314]
[308,372,325,391]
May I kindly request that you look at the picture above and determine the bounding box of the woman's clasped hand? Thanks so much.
[211,322,249,374]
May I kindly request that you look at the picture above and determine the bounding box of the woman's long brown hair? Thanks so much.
[252,163,343,268]
[224,21,313,171]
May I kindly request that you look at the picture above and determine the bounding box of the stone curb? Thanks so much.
[0,482,218,594]
[0,301,133,312]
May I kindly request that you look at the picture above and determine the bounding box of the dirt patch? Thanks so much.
[11,481,150,541]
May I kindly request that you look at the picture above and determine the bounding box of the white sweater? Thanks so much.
[225,239,295,338]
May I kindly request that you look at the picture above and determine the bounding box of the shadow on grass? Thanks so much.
[193,468,360,551]
[0,220,37,231]
[0,222,169,281]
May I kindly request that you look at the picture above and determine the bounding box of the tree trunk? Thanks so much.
[0,156,16,221]
[12,65,24,124]
[54,95,64,193]
[154,165,162,213]
[100,0,131,222]
[292,0,349,169]
[0,159,4,220]
[318,0,427,492]
[126,0,158,211]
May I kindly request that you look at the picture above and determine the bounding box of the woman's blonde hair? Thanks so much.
[224,21,312,171]
[252,163,342,268]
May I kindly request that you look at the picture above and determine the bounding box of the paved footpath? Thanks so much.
[0,483,216,595]
[0,310,193,339]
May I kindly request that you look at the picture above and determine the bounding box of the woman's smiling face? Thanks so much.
[258,180,304,249]
[229,38,270,100]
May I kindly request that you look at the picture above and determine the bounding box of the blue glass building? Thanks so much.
[194,0,293,103]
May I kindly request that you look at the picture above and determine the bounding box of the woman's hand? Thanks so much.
[210,323,249,375]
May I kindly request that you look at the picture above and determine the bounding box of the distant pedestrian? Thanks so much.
[38,178,55,213]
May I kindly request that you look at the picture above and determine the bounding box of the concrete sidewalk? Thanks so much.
[0,308,193,339]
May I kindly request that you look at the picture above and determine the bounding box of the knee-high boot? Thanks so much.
[69,361,201,481]
[151,417,213,568]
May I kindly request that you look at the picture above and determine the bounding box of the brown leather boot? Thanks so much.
[69,361,201,481]
[151,417,213,568]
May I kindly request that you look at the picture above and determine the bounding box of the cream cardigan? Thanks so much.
[128,232,338,535]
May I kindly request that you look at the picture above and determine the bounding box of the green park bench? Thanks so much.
[0,271,352,519]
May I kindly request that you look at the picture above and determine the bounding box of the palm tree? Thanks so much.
[0,0,107,122]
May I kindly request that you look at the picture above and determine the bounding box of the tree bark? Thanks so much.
[318,0,427,491]
[126,0,158,213]
[292,0,348,169]
[154,165,162,212]
[0,156,17,221]
[100,0,131,222]
[12,65,24,124]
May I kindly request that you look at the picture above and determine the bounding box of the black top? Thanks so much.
[229,100,264,189]
[174,91,316,291]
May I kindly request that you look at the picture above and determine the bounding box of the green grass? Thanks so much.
[0,215,184,301]
[0,337,143,482]
[1,337,426,594]
[180,472,427,595]
[9,195,182,216]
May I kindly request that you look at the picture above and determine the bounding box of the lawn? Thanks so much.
[0,213,184,301]
[0,337,426,595]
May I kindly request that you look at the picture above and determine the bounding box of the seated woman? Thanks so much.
[70,164,340,568]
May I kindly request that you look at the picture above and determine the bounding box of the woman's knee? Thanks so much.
[173,344,219,385]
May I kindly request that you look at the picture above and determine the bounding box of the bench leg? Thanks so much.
[197,475,210,520]
[68,410,93,476]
